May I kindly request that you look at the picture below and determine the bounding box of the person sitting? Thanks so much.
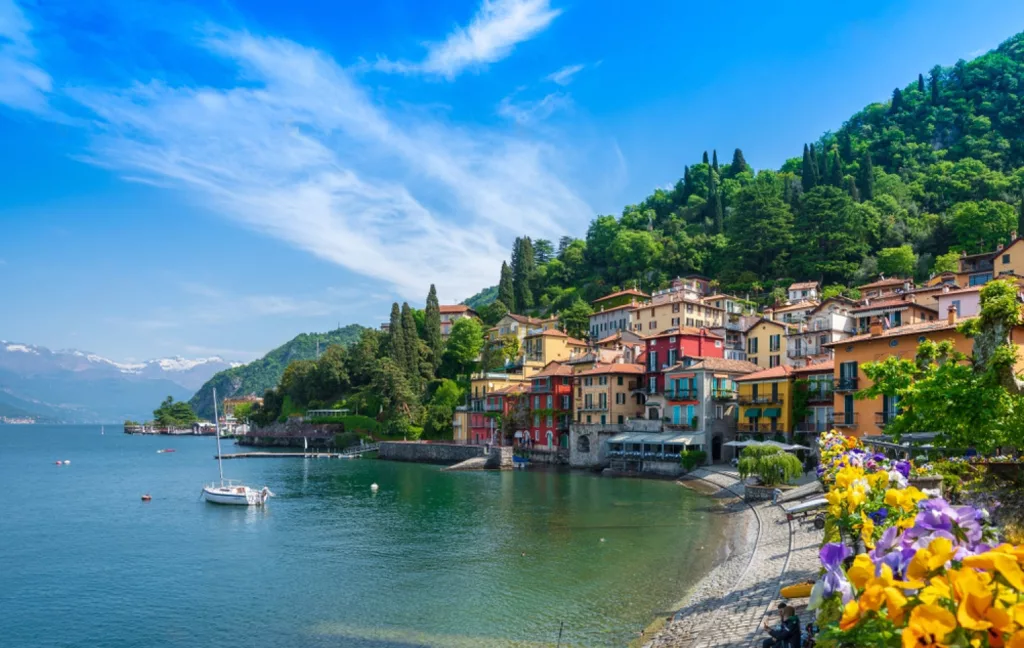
[761,605,801,648]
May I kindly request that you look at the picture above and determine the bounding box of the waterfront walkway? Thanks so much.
[644,467,822,648]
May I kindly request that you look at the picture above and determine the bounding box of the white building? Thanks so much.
[788,281,820,303]
[784,298,857,366]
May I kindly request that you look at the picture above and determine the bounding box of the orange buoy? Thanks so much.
[141,494,152,502]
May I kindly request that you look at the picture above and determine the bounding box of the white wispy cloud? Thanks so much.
[376,0,561,80]
[545,63,583,86]
[497,90,570,125]
[0,0,52,113]
[64,29,590,302]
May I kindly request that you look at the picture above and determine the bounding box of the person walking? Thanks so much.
[761,605,801,648]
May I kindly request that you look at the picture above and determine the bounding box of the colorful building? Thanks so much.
[521,328,588,375]
[631,296,724,336]
[765,300,820,325]
[857,276,913,300]
[788,281,821,303]
[573,363,645,426]
[469,383,528,445]
[591,288,650,310]
[468,372,528,444]
[438,304,479,338]
[736,365,795,437]
[792,360,835,437]
[744,318,794,369]
[850,297,938,333]
[641,326,724,420]
[589,301,640,340]
[525,361,574,448]
[784,298,856,366]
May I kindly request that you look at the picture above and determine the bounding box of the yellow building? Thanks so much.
[573,363,645,426]
[744,318,793,369]
[956,237,1024,288]
[735,365,795,436]
[452,406,470,442]
[521,329,588,375]
[631,296,724,336]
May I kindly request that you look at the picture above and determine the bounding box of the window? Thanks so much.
[668,349,678,366]
[600,376,609,385]
[648,351,658,372]
[951,299,961,314]
[561,395,570,409]
[769,334,781,352]
[669,336,677,343]
[686,318,694,327]
[843,395,854,424]
[715,340,722,347]
[672,303,680,313]
[716,405,724,419]
[771,382,779,402]
[533,414,540,426]
[546,415,552,426]
[546,395,552,408]
[598,393,607,408]
[617,376,623,386]
[586,415,592,423]
[1004,254,1011,264]
[649,321,656,330]
[671,317,680,326]
[600,414,606,424]
[748,337,759,353]
[750,357,758,365]
[769,355,780,368]
[617,415,624,424]
[562,377,570,385]
[584,377,592,386]
[686,303,693,313]
[534,396,540,408]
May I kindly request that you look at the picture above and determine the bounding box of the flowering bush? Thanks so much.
[811,431,1019,648]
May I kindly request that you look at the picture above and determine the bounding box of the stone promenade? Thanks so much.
[643,467,822,648]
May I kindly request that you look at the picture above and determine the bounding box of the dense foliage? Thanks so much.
[188,324,365,419]
[737,445,803,486]
[153,396,198,427]
[480,34,1024,311]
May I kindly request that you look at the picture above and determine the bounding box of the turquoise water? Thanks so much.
[0,425,725,648]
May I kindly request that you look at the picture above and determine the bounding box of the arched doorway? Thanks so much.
[546,431,553,448]
[712,435,722,462]
[577,435,591,453]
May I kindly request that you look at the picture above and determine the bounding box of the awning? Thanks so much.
[514,431,524,438]
[608,432,633,443]
[666,434,698,445]
[763,408,781,418]
[744,408,761,418]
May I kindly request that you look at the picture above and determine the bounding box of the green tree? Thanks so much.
[702,151,709,164]
[918,73,925,93]
[347,329,382,388]
[712,149,719,174]
[387,302,407,371]
[153,396,199,427]
[500,333,520,366]
[707,170,724,234]
[859,151,875,201]
[401,303,419,377]
[498,261,516,313]
[949,200,1017,253]
[372,357,419,434]
[424,285,443,371]
[440,317,484,379]
[533,239,555,264]
[890,87,903,113]
[608,229,663,286]
[725,172,795,276]
[422,379,463,439]
[828,149,844,188]
[478,300,509,327]
[929,64,941,104]
[737,446,803,486]
[876,245,917,277]
[845,176,860,202]
[511,237,536,311]
[729,148,749,176]
[792,186,868,283]
[560,298,593,339]
[1018,198,1024,237]
[932,251,960,274]
[232,402,254,423]
[801,143,817,192]
[313,344,349,401]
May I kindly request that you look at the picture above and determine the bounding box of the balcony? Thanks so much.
[833,412,859,427]
[712,389,737,400]
[484,402,502,412]
[835,377,859,392]
[664,389,697,400]
[795,419,833,434]
[738,394,784,406]
[578,403,608,412]
[806,387,834,402]
[738,422,779,434]
[875,411,899,428]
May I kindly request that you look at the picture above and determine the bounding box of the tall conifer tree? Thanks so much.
[801,144,817,192]
[512,237,535,311]
[498,261,516,312]
[845,176,860,202]
[1018,198,1024,238]
[860,151,875,201]
[681,166,692,201]
[707,172,723,234]
[400,302,418,377]
[702,151,709,164]
[712,149,719,174]
[918,73,925,93]
[388,302,407,371]
[424,284,442,370]
[730,148,748,176]
[829,149,844,188]
[930,65,942,104]
[890,88,904,114]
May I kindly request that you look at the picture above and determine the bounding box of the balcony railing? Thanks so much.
[712,389,737,400]
[738,422,780,434]
[875,411,899,428]
[836,377,859,392]
[484,402,502,412]
[664,389,697,400]
[795,419,834,433]
[738,395,784,405]
[806,388,834,402]
[833,412,859,427]
[578,403,608,412]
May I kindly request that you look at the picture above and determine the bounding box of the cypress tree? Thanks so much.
[387,302,407,371]
[712,149,719,174]
[707,172,723,234]
[702,151,709,164]
[682,165,692,201]
[498,261,516,312]
[513,237,535,311]
[838,132,852,163]
[930,65,941,104]
[730,148,748,176]
[424,284,442,370]
[845,176,860,202]
[890,88,903,114]
[918,73,925,93]
[860,151,875,201]
[829,149,844,188]
[801,144,817,192]
[401,302,418,376]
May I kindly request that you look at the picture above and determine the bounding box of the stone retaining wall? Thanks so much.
[378,441,489,465]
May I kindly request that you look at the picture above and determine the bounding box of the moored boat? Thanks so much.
[201,388,274,507]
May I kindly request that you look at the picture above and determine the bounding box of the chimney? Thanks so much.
[903,281,911,293]
[907,293,916,304]
[869,317,883,337]
[947,305,957,325]
[1013,230,1019,241]
[998,243,1005,252]
[942,285,950,294]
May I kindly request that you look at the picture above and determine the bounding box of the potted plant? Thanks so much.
[737,445,803,500]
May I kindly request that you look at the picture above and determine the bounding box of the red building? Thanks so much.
[524,361,574,449]
[468,384,528,444]
[642,327,725,394]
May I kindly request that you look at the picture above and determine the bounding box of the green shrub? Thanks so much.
[307,414,381,434]
[679,450,707,470]
[333,431,362,449]
[737,445,802,486]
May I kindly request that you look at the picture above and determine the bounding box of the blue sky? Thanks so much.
[2,0,1023,363]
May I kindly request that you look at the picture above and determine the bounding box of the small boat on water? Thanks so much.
[201,388,274,506]
[157,449,176,454]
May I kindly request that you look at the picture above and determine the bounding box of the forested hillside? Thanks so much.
[490,33,1024,316]
[189,324,365,419]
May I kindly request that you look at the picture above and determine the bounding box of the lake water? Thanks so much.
[0,425,726,648]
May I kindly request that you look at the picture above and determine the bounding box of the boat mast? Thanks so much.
[212,387,225,486]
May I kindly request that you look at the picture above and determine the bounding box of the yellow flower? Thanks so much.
[963,549,1024,592]
[836,466,865,489]
[847,485,867,511]
[867,470,890,490]
[860,512,876,549]
[840,599,861,631]
[919,575,952,606]
[885,487,927,513]
[902,603,956,648]
[848,553,876,590]
[908,537,956,584]
[1010,630,1024,648]
[859,566,910,625]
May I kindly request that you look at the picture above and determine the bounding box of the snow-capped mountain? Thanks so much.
[0,341,242,422]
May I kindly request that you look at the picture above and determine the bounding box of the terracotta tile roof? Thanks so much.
[592,288,650,304]
[858,276,912,290]
[575,362,646,376]
[793,360,834,374]
[807,297,858,316]
[641,326,723,340]
[527,328,567,337]
[852,299,937,313]
[507,314,543,325]
[591,302,638,314]
[492,383,530,395]
[440,304,475,314]
[767,300,819,313]
[789,281,819,291]
[824,318,969,346]
[735,365,796,382]
[678,357,760,373]
[743,317,793,333]
[532,361,574,378]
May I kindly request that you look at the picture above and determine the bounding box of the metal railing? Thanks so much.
[712,389,737,400]
[836,377,858,391]
[833,412,859,427]
[738,395,784,405]
[806,388,834,402]
[875,411,899,428]
[795,419,834,433]
[738,422,779,434]
[664,389,697,400]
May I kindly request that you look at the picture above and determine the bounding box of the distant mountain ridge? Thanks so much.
[188,324,366,419]
[0,341,241,422]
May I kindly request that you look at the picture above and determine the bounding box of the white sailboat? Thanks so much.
[202,388,274,506]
